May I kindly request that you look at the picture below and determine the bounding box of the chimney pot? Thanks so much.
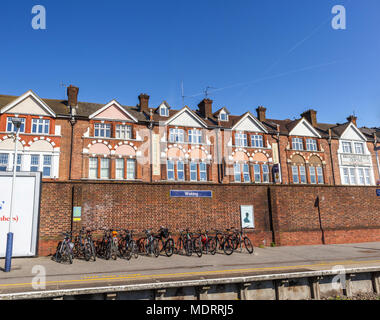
[67,85,79,107]
[347,115,357,126]
[301,109,317,127]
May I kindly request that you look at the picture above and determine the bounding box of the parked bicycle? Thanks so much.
[176,229,194,256]
[156,226,175,257]
[73,227,96,261]
[138,229,159,257]
[96,228,119,260]
[53,231,74,264]
[230,227,254,254]
[199,229,216,255]
[210,229,234,255]
[118,229,138,260]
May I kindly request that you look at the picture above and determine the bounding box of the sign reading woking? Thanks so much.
[170,190,213,198]
[0,172,41,257]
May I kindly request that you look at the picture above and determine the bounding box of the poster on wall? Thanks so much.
[0,172,41,257]
[240,205,254,229]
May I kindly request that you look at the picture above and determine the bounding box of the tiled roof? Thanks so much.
[0,93,377,141]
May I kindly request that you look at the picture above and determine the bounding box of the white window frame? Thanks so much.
[126,159,136,180]
[7,117,26,133]
[94,123,111,138]
[115,158,124,179]
[100,158,110,179]
[188,129,202,144]
[235,133,247,147]
[160,106,169,117]
[31,118,50,135]
[199,162,207,181]
[234,163,242,182]
[243,163,250,182]
[169,128,184,143]
[167,160,175,181]
[306,139,318,151]
[190,162,198,181]
[115,125,132,140]
[251,135,263,148]
[89,158,98,179]
[0,153,9,171]
[342,141,353,154]
[220,112,228,121]
[177,161,185,181]
[292,138,304,151]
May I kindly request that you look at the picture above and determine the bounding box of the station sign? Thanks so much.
[170,190,212,198]
[376,189,380,197]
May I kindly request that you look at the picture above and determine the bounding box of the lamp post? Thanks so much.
[4,117,22,272]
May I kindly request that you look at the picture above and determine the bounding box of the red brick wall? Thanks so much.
[270,185,380,246]
[37,182,380,256]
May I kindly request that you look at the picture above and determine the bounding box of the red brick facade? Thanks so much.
[37,181,380,256]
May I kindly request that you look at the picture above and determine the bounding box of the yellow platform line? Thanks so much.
[0,259,380,289]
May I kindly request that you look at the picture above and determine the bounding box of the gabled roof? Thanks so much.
[164,106,208,128]
[231,112,268,133]
[213,107,230,117]
[88,100,138,122]
[0,90,56,117]
[338,122,367,141]
[288,118,322,138]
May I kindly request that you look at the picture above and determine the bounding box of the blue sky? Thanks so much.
[0,0,379,127]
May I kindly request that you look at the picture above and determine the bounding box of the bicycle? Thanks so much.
[141,228,159,257]
[199,229,216,255]
[118,229,138,260]
[190,230,203,258]
[176,229,194,256]
[230,227,254,254]
[53,232,74,264]
[96,229,119,260]
[210,229,234,255]
[73,227,96,261]
[156,226,175,257]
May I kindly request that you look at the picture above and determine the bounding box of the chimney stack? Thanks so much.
[301,109,317,127]
[67,85,79,107]
[198,99,213,119]
[347,115,357,126]
[138,93,150,114]
[256,106,267,122]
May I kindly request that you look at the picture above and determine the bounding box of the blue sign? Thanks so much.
[170,190,212,198]
[377,189,380,197]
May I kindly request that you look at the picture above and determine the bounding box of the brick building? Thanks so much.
[1,86,379,255]
[0,85,379,186]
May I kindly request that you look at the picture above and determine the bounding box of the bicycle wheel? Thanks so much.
[193,237,202,257]
[105,242,111,260]
[64,242,73,264]
[244,237,254,254]
[83,243,90,261]
[209,237,217,255]
[175,238,183,255]
[223,238,234,255]
[164,239,175,257]
[90,241,96,261]
[131,240,139,259]
[54,243,62,263]
[153,239,160,258]
[185,239,193,256]
[125,240,134,260]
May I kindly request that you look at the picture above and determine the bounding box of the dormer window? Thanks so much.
[160,106,169,117]
[220,112,228,121]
